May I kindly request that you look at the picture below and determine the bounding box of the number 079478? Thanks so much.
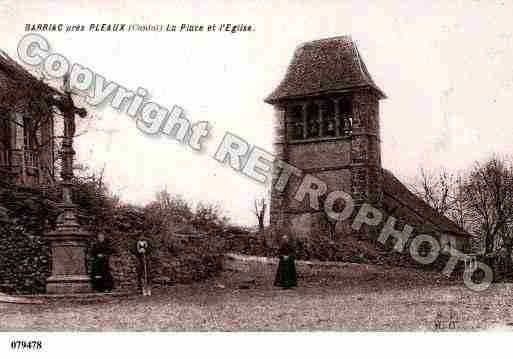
[10,340,42,350]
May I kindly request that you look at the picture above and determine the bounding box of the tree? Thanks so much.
[462,156,513,260]
[192,201,229,232]
[72,164,120,228]
[410,167,458,216]
[145,189,194,232]
[410,167,472,234]
[145,189,229,233]
[410,160,513,279]
[153,190,193,221]
[253,198,267,234]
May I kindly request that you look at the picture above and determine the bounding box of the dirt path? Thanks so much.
[1,254,512,331]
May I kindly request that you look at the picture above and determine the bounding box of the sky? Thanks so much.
[1,0,513,226]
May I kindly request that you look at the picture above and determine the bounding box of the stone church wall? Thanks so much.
[288,140,351,170]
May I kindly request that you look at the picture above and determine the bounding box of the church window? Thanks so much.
[306,103,319,138]
[286,98,354,141]
[287,105,303,140]
[337,99,353,136]
[322,100,336,137]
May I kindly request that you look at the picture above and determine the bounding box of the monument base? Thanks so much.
[45,204,93,295]
[46,275,91,294]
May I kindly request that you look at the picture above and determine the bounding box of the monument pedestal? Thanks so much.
[46,274,91,294]
[46,204,91,294]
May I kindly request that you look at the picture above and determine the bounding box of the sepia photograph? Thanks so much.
[1,0,513,357]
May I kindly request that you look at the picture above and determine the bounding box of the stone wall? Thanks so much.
[0,183,225,294]
[350,90,382,206]
[104,234,139,292]
[288,140,350,170]
[148,231,224,287]
[0,222,225,294]
[93,215,226,292]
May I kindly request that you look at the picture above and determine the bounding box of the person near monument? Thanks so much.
[90,232,114,292]
[136,236,151,296]
[274,234,298,289]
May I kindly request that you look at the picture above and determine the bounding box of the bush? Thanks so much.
[0,174,231,293]
[0,221,50,294]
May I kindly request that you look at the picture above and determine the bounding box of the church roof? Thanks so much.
[265,35,386,104]
[382,169,470,237]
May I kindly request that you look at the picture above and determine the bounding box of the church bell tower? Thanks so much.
[265,35,386,240]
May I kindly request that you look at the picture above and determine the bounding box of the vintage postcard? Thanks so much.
[1,0,512,357]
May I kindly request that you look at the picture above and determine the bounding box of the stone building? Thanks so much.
[0,51,57,186]
[265,36,470,253]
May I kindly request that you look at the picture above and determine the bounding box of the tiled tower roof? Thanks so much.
[265,35,386,103]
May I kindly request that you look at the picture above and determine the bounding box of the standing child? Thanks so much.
[136,238,151,296]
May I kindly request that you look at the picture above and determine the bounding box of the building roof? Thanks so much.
[382,169,470,237]
[0,50,64,113]
[265,35,386,104]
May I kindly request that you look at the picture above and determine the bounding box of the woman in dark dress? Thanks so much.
[90,233,114,292]
[274,235,297,289]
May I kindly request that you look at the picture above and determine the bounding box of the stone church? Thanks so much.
[265,36,470,253]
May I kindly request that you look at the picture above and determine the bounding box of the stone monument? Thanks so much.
[46,76,91,294]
